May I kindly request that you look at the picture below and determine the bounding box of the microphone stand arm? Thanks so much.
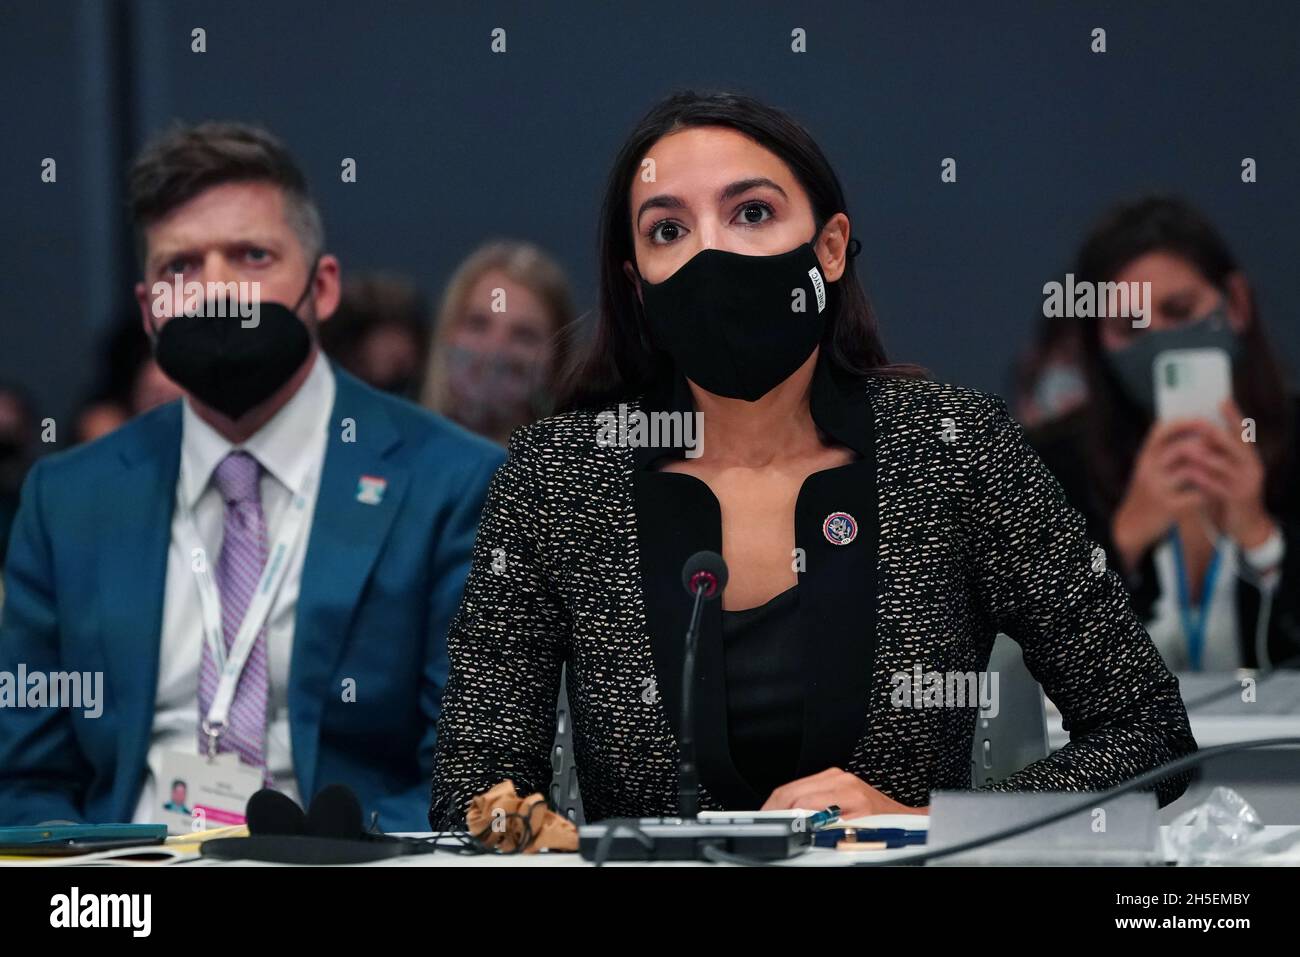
[678,584,706,820]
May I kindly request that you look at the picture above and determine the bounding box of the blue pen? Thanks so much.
[813,827,927,849]
[805,806,841,830]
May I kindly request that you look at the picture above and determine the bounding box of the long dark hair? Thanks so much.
[1075,195,1293,514]
[557,90,920,411]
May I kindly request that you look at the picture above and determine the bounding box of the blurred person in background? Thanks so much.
[318,273,429,400]
[1030,196,1299,671]
[73,315,184,444]
[1012,312,1088,428]
[72,315,145,443]
[421,240,576,446]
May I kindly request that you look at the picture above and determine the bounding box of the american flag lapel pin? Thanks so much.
[356,474,387,506]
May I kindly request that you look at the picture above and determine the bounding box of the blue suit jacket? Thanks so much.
[0,366,504,831]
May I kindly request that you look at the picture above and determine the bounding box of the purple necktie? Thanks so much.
[197,450,271,777]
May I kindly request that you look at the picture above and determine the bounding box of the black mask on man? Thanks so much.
[639,239,838,401]
[152,262,317,420]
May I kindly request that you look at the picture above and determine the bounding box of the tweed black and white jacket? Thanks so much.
[428,357,1196,827]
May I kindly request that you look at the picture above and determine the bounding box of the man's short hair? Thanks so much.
[128,121,325,270]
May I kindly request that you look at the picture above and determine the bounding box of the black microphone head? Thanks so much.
[682,550,728,600]
[246,788,306,836]
[305,784,364,839]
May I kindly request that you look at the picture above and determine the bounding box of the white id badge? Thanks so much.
[157,750,263,835]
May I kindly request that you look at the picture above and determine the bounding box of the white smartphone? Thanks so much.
[1153,347,1232,426]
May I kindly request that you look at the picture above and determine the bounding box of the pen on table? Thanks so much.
[813,827,927,849]
[805,806,841,830]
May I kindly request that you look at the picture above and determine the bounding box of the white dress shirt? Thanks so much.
[132,353,335,823]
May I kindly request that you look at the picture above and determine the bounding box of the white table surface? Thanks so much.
[175,824,1300,866]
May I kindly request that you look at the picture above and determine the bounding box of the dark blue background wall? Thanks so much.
[2,0,1297,426]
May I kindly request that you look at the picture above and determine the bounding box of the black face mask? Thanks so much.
[639,239,838,401]
[1103,300,1241,416]
[152,264,317,420]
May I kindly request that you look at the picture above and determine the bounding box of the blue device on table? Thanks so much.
[0,823,167,847]
[813,827,928,849]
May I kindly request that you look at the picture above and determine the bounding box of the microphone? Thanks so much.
[577,552,806,862]
[678,550,728,819]
[682,549,728,600]
[578,549,808,861]
[579,548,800,863]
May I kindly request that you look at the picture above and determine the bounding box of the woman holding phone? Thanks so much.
[429,92,1195,826]
[1030,197,1300,673]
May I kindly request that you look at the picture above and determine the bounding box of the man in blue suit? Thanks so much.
[0,122,504,832]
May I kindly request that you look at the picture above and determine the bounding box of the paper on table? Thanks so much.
[0,844,199,866]
[697,810,928,830]
[165,824,249,846]
[837,814,929,830]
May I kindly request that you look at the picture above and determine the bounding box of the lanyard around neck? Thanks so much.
[1170,527,1223,672]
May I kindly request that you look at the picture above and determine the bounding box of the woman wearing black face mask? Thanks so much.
[429,92,1196,828]
[1029,196,1300,673]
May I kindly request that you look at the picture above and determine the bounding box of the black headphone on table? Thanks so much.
[200,785,423,865]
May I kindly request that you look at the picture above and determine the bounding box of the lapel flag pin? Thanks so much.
[356,474,387,506]
[822,511,858,546]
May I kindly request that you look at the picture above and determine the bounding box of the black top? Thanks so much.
[622,356,879,810]
[720,584,804,802]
